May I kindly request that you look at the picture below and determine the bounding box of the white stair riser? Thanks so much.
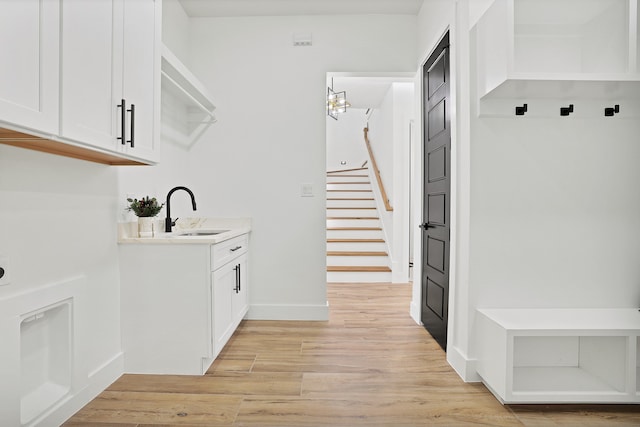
[327,271,392,283]
[326,208,377,217]
[326,219,380,228]
[326,190,373,198]
[327,256,389,267]
[327,229,383,239]
[327,183,371,191]
[326,174,369,181]
[326,241,387,252]
[326,199,376,208]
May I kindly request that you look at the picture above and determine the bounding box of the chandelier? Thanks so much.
[326,78,350,120]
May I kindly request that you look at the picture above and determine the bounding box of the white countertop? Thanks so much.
[118,217,251,244]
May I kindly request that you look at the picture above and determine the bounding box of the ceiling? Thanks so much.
[330,76,415,109]
[179,0,424,17]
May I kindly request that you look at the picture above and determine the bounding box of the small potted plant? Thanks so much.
[126,196,164,237]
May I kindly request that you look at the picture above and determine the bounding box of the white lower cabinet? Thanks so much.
[213,253,248,352]
[475,308,640,404]
[119,233,249,375]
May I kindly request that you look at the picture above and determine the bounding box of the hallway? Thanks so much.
[65,283,640,426]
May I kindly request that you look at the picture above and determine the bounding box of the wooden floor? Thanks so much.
[65,283,640,426]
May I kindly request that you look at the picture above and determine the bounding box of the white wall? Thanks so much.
[468,114,640,313]
[162,0,190,62]
[326,107,368,171]
[120,13,418,320]
[390,82,414,282]
[368,87,395,203]
[367,83,415,281]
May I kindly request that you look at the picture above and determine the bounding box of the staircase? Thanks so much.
[326,168,392,282]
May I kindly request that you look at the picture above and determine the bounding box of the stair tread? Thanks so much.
[327,227,381,231]
[326,217,379,220]
[327,198,375,200]
[327,207,376,210]
[327,238,385,243]
[327,181,371,184]
[327,266,392,272]
[327,168,368,174]
[327,251,388,256]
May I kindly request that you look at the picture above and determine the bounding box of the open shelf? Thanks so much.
[474,0,640,101]
[160,44,216,148]
[513,0,629,75]
[512,336,627,394]
[475,308,640,404]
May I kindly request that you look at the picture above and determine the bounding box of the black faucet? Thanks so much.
[165,186,197,232]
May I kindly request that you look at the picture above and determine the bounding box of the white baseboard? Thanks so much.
[447,345,480,382]
[247,302,329,321]
[36,352,124,427]
[410,300,421,325]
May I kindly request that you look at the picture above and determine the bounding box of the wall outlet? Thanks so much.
[0,255,10,286]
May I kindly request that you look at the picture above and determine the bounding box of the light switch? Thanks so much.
[301,183,314,197]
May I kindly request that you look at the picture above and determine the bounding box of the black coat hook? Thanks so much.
[604,104,620,117]
[560,104,574,116]
[515,104,527,116]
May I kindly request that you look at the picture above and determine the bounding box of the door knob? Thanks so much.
[419,222,436,229]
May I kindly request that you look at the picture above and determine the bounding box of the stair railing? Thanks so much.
[363,127,393,212]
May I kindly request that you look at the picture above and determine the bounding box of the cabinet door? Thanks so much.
[120,0,159,161]
[232,255,249,325]
[60,0,123,149]
[0,0,59,134]
[212,262,235,354]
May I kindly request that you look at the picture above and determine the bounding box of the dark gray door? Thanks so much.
[420,32,450,351]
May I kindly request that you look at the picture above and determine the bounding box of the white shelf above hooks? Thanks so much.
[161,44,216,148]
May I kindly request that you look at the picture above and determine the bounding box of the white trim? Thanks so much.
[410,300,421,324]
[447,345,480,383]
[33,352,124,427]
[247,302,329,321]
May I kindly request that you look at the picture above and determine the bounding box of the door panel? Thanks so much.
[60,0,122,148]
[427,146,446,181]
[428,100,446,139]
[421,32,450,351]
[427,193,446,225]
[0,0,59,133]
[426,278,445,318]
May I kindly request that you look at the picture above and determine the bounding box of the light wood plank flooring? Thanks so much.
[64,283,640,426]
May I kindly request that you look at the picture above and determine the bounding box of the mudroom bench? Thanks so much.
[475,308,640,404]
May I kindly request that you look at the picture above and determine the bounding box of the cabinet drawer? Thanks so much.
[211,234,248,270]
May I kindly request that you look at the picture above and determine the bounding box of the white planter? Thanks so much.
[137,217,155,238]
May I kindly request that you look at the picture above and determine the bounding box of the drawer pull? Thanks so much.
[230,246,242,252]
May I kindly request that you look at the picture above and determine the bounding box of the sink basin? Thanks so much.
[177,230,229,236]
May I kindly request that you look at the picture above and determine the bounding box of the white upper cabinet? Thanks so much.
[60,0,122,149]
[475,0,640,99]
[120,0,161,161]
[60,0,159,163]
[0,0,59,134]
